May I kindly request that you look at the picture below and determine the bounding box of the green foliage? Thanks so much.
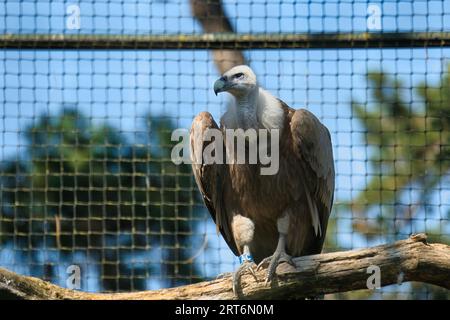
[350,68,450,299]
[351,67,449,240]
[0,108,203,291]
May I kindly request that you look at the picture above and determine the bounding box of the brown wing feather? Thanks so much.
[288,106,335,252]
[190,112,239,256]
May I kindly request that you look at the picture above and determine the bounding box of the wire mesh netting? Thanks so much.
[0,0,449,299]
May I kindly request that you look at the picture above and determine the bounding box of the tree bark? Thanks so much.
[0,233,448,300]
[190,0,246,74]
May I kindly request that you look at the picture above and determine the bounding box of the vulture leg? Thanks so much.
[231,215,257,296]
[257,212,294,285]
[232,244,257,296]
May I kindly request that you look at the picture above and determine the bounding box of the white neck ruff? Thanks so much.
[220,87,285,131]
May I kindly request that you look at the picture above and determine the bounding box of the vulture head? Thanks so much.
[214,65,257,97]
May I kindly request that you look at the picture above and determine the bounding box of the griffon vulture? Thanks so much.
[190,65,335,295]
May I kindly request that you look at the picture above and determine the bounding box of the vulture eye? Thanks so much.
[234,73,244,79]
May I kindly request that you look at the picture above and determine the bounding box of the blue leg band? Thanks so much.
[238,253,254,264]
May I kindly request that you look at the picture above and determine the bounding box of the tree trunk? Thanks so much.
[190,0,246,74]
[0,234,448,300]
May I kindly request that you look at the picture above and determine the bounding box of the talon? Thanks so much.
[232,260,257,297]
[248,265,256,278]
[261,251,293,286]
[256,256,272,271]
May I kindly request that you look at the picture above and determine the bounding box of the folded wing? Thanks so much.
[190,112,239,256]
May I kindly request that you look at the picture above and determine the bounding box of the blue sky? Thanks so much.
[1,0,450,34]
[0,0,449,296]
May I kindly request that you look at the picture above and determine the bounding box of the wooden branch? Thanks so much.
[190,0,246,74]
[0,234,448,300]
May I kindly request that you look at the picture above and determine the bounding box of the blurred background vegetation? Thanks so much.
[0,108,203,291]
[351,67,449,243]
[0,0,448,299]
[329,65,450,299]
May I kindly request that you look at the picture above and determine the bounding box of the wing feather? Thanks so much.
[289,107,335,242]
[190,112,239,256]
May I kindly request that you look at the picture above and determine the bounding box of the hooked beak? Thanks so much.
[214,76,229,96]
